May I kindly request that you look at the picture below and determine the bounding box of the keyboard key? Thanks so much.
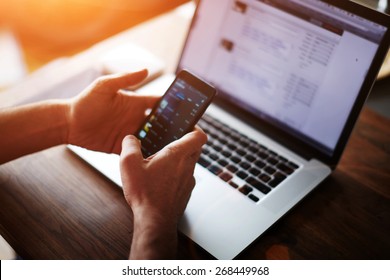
[246,177,271,194]
[227,164,238,173]
[257,151,269,159]
[221,126,232,135]
[264,165,276,175]
[231,156,241,164]
[209,153,219,161]
[211,144,223,152]
[209,131,219,140]
[218,159,229,167]
[249,167,261,176]
[198,156,211,168]
[248,194,260,202]
[259,173,271,183]
[198,123,210,135]
[259,144,268,151]
[268,172,287,188]
[239,161,251,170]
[236,148,246,156]
[212,121,222,129]
[238,139,248,147]
[287,161,299,170]
[219,172,233,182]
[239,185,253,195]
[254,160,266,169]
[276,155,288,162]
[245,176,257,185]
[277,163,294,174]
[229,181,239,188]
[268,150,277,156]
[208,165,222,175]
[202,147,210,155]
[266,157,279,166]
[222,150,232,158]
[237,170,249,179]
[248,145,258,153]
[227,143,237,151]
[200,116,210,123]
[230,134,240,142]
[245,154,256,162]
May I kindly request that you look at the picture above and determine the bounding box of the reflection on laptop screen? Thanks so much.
[179,0,387,155]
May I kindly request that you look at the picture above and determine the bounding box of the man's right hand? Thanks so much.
[119,127,207,259]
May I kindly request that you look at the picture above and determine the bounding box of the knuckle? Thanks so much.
[93,75,110,88]
[165,144,180,156]
[198,130,208,144]
[119,152,133,166]
[120,146,141,167]
[94,76,107,84]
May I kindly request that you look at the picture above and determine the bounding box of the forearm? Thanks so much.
[130,212,178,260]
[0,100,69,164]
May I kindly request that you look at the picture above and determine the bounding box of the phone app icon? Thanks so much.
[160,99,168,109]
[176,92,185,100]
[144,122,152,132]
[139,130,147,139]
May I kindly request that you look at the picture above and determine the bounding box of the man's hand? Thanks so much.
[120,127,207,259]
[67,69,159,154]
[0,70,159,163]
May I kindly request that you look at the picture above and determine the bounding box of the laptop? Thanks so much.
[69,0,390,259]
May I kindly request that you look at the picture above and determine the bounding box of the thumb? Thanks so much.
[120,135,144,171]
[96,69,148,93]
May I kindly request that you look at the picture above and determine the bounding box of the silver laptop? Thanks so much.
[70,0,390,259]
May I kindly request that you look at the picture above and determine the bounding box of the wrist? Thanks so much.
[64,101,72,145]
[132,206,178,234]
[130,207,178,259]
[55,100,71,145]
[0,100,71,163]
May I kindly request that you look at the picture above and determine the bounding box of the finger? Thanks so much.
[182,128,207,168]
[96,69,148,93]
[143,95,160,109]
[177,128,208,154]
[118,93,160,110]
[120,135,144,169]
[191,176,196,188]
[162,128,207,160]
[193,125,207,139]
[178,176,197,216]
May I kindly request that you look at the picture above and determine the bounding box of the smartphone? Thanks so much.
[136,70,216,158]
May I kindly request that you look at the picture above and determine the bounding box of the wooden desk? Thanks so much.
[0,4,389,260]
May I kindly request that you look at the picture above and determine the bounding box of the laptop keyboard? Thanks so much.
[197,114,300,203]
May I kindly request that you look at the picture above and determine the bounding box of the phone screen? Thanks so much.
[136,70,216,157]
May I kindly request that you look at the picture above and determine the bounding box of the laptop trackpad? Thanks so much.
[261,172,316,214]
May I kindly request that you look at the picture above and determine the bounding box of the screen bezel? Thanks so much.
[176,0,390,168]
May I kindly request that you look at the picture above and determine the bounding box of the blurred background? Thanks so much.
[0,0,188,72]
[0,0,388,82]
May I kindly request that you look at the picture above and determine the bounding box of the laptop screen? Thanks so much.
[178,0,388,157]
